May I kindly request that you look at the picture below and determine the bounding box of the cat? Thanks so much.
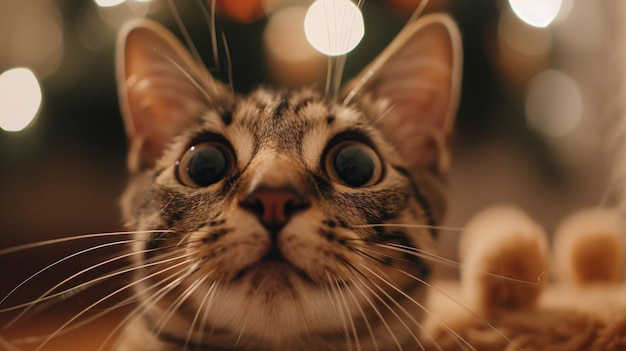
[109,12,461,351]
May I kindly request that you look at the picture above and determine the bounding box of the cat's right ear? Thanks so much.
[340,14,461,174]
[116,19,230,173]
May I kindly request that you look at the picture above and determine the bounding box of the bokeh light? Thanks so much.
[304,0,364,56]
[266,6,318,63]
[215,0,268,23]
[553,0,573,23]
[7,2,64,78]
[498,8,552,57]
[264,6,325,87]
[94,0,156,29]
[509,0,562,28]
[525,69,582,138]
[0,68,43,133]
[94,0,126,7]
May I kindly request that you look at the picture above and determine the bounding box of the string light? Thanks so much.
[304,0,364,56]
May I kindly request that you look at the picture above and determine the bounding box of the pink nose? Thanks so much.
[241,186,309,233]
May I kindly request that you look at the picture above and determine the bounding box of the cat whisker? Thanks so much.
[361,252,520,351]
[370,242,544,286]
[2,244,185,323]
[207,0,220,71]
[160,53,217,107]
[325,272,358,351]
[116,259,208,350]
[358,263,457,351]
[197,0,235,91]
[99,265,208,351]
[331,0,366,103]
[0,239,138,308]
[407,0,430,24]
[342,250,455,350]
[351,223,464,233]
[351,241,445,269]
[0,230,173,256]
[219,30,234,92]
[10,289,140,349]
[14,262,189,348]
[338,272,380,351]
[184,280,219,350]
[337,256,425,350]
[146,273,208,350]
[166,0,206,73]
[1,237,189,311]
[358,265,430,351]
[0,334,20,351]
[233,306,251,351]
[28,254,195,350]
[340,266,409,351]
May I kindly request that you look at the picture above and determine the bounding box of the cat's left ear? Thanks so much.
[341,14,461,173]
[116,19,231,173]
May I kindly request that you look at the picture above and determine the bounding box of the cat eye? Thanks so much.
[176,141,234,187]
[325,140,383,188]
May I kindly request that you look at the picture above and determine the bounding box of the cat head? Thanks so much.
[116,14,461,346]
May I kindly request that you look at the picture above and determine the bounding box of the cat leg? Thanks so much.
[553,208,625,285]
[459,205,549,317]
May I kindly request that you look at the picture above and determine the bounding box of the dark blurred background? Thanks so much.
[0,0,622,291]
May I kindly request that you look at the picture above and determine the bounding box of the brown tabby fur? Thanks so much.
[115,13,460,350]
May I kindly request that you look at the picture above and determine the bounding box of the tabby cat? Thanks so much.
[111,11,461,351]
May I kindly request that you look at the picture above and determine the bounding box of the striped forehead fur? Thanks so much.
[154,86,411,178]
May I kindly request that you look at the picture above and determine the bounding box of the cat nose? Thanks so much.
[241,185,309,233]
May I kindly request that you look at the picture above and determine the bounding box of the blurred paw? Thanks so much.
[553,208,625,286]
[459,204,549,316]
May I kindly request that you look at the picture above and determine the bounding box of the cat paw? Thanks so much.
[553,208,625,286]
[459,205,549,317]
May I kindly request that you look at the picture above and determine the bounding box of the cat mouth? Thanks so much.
[233,246,314,285]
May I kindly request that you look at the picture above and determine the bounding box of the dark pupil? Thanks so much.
[333,144,375,187]
[187,145,228,187]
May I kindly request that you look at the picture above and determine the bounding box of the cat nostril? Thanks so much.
[241,186,309,232]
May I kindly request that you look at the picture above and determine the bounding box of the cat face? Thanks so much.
[117,15,461,349]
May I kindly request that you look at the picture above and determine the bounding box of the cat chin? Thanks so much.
[235,259,312,297]
[184,276,353,343]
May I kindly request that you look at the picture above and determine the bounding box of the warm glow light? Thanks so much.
[215,0,267,23]
[265,7,318,63]
[0,68,43,133]
[553,0,573,23]
[94,0,125,7]
[304,0,364,56]
[9,2,64,78]
[526,70,582,138]
[264,6,326,86]
[93,0,155,30]
[509,0,561,28]
[498,9,552,56]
